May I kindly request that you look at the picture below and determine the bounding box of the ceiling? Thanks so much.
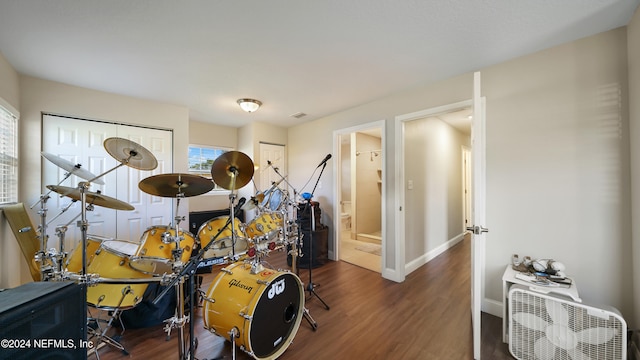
[0,1,638,129]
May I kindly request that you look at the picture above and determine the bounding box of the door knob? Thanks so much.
[466,225,489,235]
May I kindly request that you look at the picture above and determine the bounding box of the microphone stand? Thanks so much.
[271,165,319,330]
[301,161,330,313]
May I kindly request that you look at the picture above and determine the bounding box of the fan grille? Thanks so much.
[509,285,626,360]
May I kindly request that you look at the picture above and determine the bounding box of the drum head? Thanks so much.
[249,272,304,359]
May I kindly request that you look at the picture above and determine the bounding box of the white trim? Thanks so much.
[404,232,466,275]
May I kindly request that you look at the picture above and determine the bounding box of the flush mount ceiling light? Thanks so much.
[237,98,262,113]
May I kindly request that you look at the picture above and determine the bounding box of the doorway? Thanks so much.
[334,121,385,273]
[396,101,472,276]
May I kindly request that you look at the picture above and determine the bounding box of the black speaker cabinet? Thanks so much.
[0,281,87,359]
[288,225,329,268]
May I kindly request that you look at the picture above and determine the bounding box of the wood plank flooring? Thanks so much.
[95,237,513,359]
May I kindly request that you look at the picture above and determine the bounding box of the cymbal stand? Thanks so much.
[162,191,191,360]
[271,165,320,330]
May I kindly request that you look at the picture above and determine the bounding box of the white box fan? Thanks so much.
[508,284,626,360]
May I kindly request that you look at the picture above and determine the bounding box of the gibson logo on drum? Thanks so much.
[229,279,254,294]
[268,279,285,299]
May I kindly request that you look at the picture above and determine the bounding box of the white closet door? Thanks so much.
[42,115,173,251]
[115,124,173,241]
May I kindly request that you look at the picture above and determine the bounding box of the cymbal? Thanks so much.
[41,152,105,185]
[104,137,158,171]
[211,151,254,190]
[46,185,134,211]
[138,173,214,197]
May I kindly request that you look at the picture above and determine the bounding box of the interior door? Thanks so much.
[470,71,488,359]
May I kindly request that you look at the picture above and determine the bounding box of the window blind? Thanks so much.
[0,105,18,204]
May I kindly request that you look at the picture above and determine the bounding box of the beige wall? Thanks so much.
[0,52,19,114]
[289,27,634,322]
[482,27,631,318]
[404,117,469,262]
[628,6,640,327]
[189,120,238,211]
[354,133,382,238]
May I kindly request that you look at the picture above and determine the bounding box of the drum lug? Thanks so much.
[256,279,270,285]
[239,311,252,321]
[221,268,233,275]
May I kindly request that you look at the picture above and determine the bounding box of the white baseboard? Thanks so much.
[405,233,465,275]
[482,298,503,318]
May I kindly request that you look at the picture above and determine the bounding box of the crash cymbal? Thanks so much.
[211,151,254,190]
[138,173,214,197]
[41,152,105,185]
[104,137,158,171]
[46,185,134,211]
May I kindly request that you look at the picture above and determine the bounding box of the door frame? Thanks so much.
[332,120,386,273]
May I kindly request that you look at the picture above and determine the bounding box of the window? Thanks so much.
[188,144,232,192]
[0,104,18,204]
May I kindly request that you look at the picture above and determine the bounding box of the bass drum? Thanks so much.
[203,262,304,360]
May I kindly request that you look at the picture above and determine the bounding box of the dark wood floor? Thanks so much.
[95,237,513,359]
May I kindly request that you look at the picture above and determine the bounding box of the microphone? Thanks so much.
[234,197,246,214]
[317,154,332,168]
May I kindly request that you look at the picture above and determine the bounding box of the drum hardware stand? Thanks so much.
[153,200,242,360]
[87,286,134,358]
[30,162,80,280]
[269,163,320,330]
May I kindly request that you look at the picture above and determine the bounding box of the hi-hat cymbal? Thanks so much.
[138,173,214,197]
[41,152,105,185]
[104,137,158,171]
[211,151,254,190]
[46,185,134,211]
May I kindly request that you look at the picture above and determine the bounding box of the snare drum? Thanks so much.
[130,226,195,275]
[66,234,110,273]
[245,212,281,241]
[197,216,248,259]
[203,262,304,359]
[86,240,151,310]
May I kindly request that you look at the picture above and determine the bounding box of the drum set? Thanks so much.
[29,138,308,360]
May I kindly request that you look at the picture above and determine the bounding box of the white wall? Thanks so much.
[289,27,634,323]
[627,6,640,328]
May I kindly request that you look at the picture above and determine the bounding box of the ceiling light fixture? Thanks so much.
[237,98,262,113]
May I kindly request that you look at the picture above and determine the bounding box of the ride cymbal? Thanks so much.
[210,151,254,190]
[139,173,214,197]
[104,137,158,171]
[46,185,134,211]
[41,152,105,185]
